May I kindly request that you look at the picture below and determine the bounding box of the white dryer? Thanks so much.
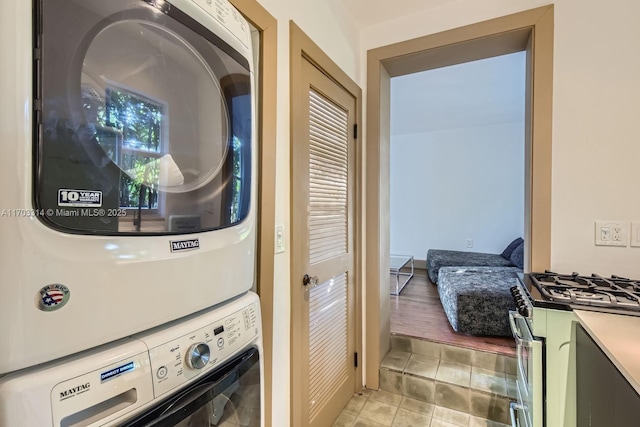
[0,0,257,374]
[0,292,263,427]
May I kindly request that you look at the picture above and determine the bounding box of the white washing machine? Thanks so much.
[0,0,257,374]
[0,292,263,427]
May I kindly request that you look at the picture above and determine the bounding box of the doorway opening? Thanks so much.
[389,52,526,354]
[365,5,554,389]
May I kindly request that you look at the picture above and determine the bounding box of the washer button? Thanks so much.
[157,366,168,379]
[217,337,224,348]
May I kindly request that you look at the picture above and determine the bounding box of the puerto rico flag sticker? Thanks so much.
[37,284,70,312]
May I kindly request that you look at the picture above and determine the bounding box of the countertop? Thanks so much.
[574,310,640,395]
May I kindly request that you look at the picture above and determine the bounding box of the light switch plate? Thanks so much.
[275,225,286,254]
[631,222,640,248]
[595,221,628,247]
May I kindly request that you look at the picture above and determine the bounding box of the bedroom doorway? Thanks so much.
[364,5,554,389]
[388,52,526,353]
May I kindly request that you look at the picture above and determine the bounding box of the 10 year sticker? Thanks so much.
[58,189,103,207]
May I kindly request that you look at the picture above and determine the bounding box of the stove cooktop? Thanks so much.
[518,272,640,315]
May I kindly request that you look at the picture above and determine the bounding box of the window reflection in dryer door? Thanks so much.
[37,0,253,235]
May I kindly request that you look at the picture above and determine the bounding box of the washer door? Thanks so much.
[35,0,252,234]
[122,348,261,426]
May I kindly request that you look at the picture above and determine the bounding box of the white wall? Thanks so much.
[360,0,640,279]
[390,122,525,257]
[389,53,526,257]
[248,1,361,426]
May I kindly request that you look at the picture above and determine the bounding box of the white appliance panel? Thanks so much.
[0,292,263,427]
[0,0,257,375]
[187,0,251,49]
[139,297,260,397]
[0,339,153,427]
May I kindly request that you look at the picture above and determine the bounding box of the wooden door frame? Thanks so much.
[227,1,277,425]
[289,20,363,427]
[364,6,554,389]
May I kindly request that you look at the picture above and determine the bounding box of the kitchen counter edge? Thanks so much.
[574,309,640,396]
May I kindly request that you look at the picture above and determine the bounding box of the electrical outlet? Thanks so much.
[466,239,473,248]
[631,222,640,248]
[612,226,624,242]
[595,221,628,247]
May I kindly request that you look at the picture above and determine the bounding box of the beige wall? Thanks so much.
[254,0,640,425]
[359,0,640,279]
[249,1,361,426]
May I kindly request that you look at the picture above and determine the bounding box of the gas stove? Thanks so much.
[514,271,640,317]
[507,271,640,427]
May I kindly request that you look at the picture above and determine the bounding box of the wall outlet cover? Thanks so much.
[595,221,628,247]
[631,222,640,248]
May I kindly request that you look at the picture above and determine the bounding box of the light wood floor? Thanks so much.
[390,268,516,356]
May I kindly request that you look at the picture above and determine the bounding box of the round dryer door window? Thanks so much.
[35,0,253,234]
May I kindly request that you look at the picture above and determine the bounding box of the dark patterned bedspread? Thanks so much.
[426,249,513,284]
[437,266,521,337]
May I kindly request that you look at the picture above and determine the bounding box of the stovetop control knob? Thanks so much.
[518,305,532,318]
[186,343,210,370]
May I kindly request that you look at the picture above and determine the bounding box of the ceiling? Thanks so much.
[390,51,526,136]
[340,0,456,27]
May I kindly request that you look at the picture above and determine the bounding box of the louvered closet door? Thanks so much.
[292,57,357,427]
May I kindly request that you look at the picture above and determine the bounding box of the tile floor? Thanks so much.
[380,349,518,400]
[332,388,510,427]
[371,336,518,426]
[331,335,518,426]
[388,336,517,374]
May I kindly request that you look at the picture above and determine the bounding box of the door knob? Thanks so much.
[303,274,318,287]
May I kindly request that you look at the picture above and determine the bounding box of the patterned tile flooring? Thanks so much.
[332,388,510,427]
[331,334,518,426]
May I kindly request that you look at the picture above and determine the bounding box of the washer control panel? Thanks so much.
[185,343,211,369]
[145,300,259,398]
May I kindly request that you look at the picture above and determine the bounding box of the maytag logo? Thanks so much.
[59,383,91,401]
[170,238,200,253]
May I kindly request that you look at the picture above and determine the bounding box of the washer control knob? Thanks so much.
[186,343,210,370]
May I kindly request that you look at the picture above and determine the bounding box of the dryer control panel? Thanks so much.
[191,0,250,49]
[142,300,259,398]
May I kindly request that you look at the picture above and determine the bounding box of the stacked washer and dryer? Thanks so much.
[0,0,262,425]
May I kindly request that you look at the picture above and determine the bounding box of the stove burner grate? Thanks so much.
[531,272,640,311]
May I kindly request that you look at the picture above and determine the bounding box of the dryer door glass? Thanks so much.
[36,0,252,234]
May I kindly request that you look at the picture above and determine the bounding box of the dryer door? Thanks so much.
[35,0,253,234]
[121,347,260,426]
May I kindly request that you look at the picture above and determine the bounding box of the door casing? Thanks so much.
[365,5,554,389]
